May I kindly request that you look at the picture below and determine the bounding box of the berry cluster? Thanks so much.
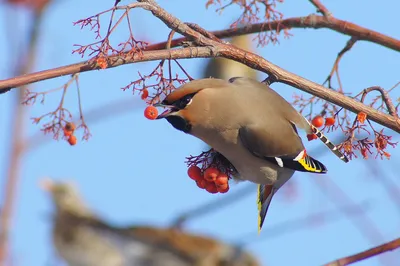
[307,115,336,141]
[63,122,77,146]
[187,166,230,194]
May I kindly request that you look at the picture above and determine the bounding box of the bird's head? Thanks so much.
[155,78,229,133]
[40,178,92,217]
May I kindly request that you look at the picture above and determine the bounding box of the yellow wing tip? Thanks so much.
[298,158,325,173]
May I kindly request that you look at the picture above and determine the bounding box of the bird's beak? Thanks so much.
[154,103,177,119]
[38,177,54,192]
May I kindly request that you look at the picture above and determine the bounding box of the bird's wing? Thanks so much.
[230,77,348,163]
[239,125,327,173]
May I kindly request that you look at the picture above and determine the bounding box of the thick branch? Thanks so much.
[324,237,400,266]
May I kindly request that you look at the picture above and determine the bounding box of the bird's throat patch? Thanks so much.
[165,116,192,133]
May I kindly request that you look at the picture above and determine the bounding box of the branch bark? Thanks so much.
[360,86,398,117]
[145,15,400,53]
[324,237,400,266]
[308,0,332,17]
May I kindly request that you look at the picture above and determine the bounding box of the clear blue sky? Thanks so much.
[0,0,399,265]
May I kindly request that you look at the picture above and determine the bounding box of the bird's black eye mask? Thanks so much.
[163,92,197,110]
[157,92,197,133]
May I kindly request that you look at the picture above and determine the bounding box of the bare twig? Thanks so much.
[308,0,332,17]
[360,86,398,117]
[323,37,358,91]
[324,237,400,266]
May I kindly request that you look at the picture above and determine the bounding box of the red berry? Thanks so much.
[141,89,149,100]
[196,179,207,189]
[325,117,335,126]
[65,122,76,132]
[205,182,218,194]
[311,116,324,128]
[144,106,158,120]
[217,183,229,193]
[307,134,318,141]
[204,167,219,182]
[187,165,202,181]
[63,128,73,137]
[215,173,228,186]
[68,135,77,146]
[63,122,75,137]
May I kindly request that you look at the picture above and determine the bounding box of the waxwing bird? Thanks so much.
[155,77,349,231]
[41,178,260,266]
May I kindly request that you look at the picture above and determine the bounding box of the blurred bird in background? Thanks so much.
[202,35,260,80]
[41,178,260,266]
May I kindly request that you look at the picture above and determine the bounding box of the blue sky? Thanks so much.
[0,0,399,265]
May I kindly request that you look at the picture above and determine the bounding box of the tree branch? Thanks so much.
[360,86,398,117]
[308,0,332,17]
[1,0,399,134]
[144,15,400,53]
[0,2,399,135]
[324,237,400,266]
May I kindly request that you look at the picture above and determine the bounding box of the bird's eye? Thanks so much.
[176,94,194,109]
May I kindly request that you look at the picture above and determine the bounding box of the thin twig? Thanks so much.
[323,37,358,91]
[308,0,332,17]
[360,86,398,117]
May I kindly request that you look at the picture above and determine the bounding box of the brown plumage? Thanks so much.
[162,79,228,105]
[156,77,348,231]
[42,179,260,266]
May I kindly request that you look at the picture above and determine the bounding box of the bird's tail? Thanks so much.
[285,150,328,173]
[257,184,276,233]
[309,124,349,163]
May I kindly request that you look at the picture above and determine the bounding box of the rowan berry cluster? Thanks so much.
[63,122,77,146]
[306,115,336,141]
[187,166,230,194]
